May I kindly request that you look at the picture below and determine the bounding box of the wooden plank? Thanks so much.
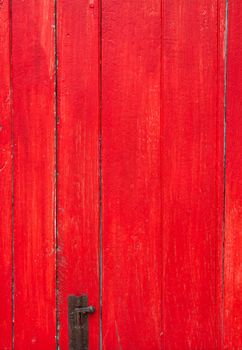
[11,0,56,348]
[224,1,242,348]
[57,0,100,349]
[0,0,13,348]
[102,0,162,348]
[161,0,224,348]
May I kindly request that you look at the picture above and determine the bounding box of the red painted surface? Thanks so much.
[161,1,225,348]
[102,1,162,348]
[0,1,242,349]
[57,0,100,349]
[11,0,56,348]
[0,0,12,349]
[224,1,242,348]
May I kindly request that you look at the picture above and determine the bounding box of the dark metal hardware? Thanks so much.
[68,295,95,350]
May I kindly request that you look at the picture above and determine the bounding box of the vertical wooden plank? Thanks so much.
[0,0,12,348]
[161,0,224,348]
[224,1,242,347]
[12,0,56,348]
[57,0,100,349]
[102,1,162,348]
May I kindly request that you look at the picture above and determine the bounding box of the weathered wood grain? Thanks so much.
[102,0,162,348]
[0,0,13,348]
[57,0,100,349]
[1,1,242,348]
[161,0,225,348]
[12,0,56,348]
[224,1,242,348]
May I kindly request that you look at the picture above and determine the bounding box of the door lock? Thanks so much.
[68,295,95,350]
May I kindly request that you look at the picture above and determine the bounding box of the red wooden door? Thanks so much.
[0,0,242,349]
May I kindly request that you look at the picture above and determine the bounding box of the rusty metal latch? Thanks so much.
[68,295,95,350]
